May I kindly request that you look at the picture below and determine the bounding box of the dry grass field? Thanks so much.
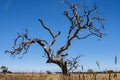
[0,73,120,80]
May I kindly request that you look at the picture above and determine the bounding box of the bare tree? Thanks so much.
[5,1,105,75]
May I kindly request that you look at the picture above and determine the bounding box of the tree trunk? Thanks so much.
[47,57,68,75]
[57,61,68,75]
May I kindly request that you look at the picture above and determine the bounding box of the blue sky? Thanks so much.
[0,0,120,72]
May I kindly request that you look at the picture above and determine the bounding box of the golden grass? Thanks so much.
[0,73,120,80]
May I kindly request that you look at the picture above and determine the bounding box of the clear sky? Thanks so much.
[0,0,120,72]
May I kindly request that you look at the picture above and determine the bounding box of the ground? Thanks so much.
[0,73,120,80]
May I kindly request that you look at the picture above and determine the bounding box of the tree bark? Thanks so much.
[57,61,68,75]
[61,62,68,75]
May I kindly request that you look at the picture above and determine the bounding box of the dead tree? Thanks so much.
[5,1,105,75]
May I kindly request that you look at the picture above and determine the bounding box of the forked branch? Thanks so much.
[38,19,61,50]
[57,2,105,55]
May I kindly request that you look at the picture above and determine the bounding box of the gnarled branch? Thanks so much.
[38,19,61,51]
[57,3,105,55]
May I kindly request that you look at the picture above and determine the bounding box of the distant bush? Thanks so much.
[87,69,94,73]
[104,70,114,73]
[0,66,8,74]
[46,71,52,74]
